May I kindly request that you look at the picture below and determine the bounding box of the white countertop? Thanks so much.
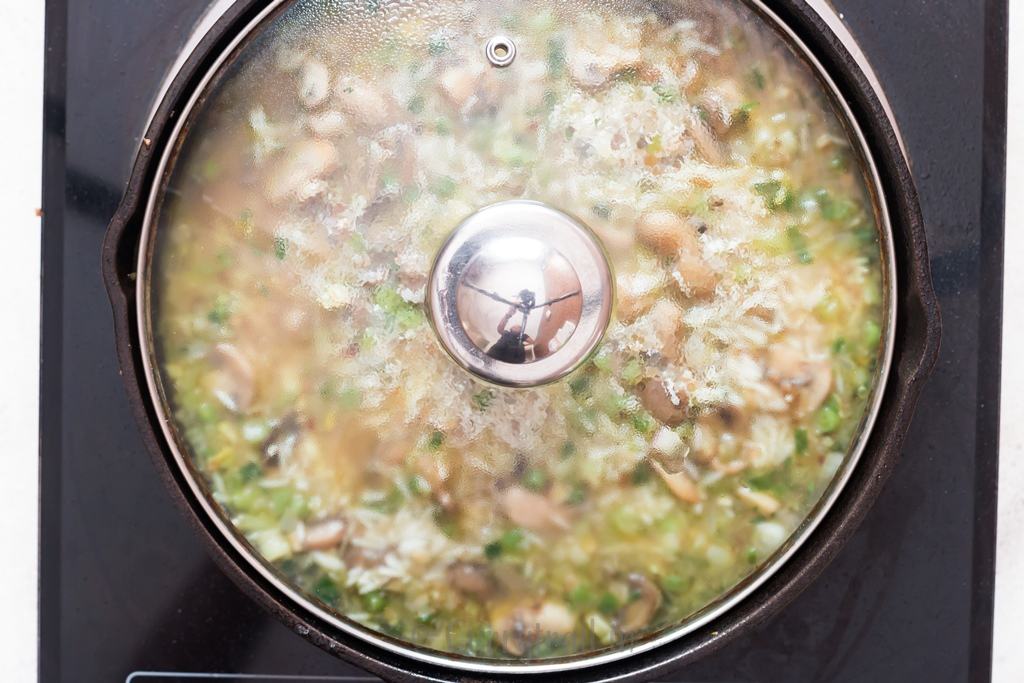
[0,3,1019,681]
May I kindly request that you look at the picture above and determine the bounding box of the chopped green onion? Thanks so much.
[816,396,841,434]
[483,540,503,559]
[472,389,496,411]
[786,225,813,264]
[863,320,882,348]
[432,175,457,199]
[568,583,593,607]
[313,577,341,605]
[794,428,809,455]
[361,590,388,613]
[273,236,289,260]
[522,467,548,492]
[566,482,588,505]
[597,592,620,615]
[754,180,795,212]
[630,460,653,485]
[621,358,644,385]
[750,66,766,90]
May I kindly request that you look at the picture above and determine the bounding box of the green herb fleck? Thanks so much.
[196,402,218,424]
[662,574,687,593]
[484,540,503,559]
[597,592,620,615]
[786,225,813,264]
[569,374,592,397]
[568,583,593,607]
[239,462,262,483]
[273,236,289,260]
[750,67,766,90]
[313,577,341,605]
[754,180,795,212]
[407,94,425,114]
[408,474,431,496]
[547,37,566,76]
[361,590,388,613]
[207,295,232,325]
[522,467,548,492]
[795,428,809,455]
[365,485,404,514]
[631,411,656,436]
[621,358,644,386]
[822,197,858,222]
[863,320,882,349]
[566,481,588,506]
[816,395,841,434]
[652,83,677,104]
[432,175,457,199]
[631,460,653,485]
[427,34,449,56]
[472,388,497,411]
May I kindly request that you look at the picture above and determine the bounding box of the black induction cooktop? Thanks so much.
[39,1,1006,681]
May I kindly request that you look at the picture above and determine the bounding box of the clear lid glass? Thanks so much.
[142,0,892,670]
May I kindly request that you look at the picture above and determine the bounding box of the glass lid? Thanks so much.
[140,0,894,671]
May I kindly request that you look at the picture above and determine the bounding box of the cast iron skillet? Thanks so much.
[101,1,941,680]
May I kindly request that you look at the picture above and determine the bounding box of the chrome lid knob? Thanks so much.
[427,200,613,387]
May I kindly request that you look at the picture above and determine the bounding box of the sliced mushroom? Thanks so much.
[689,420,718,464]
[672,249,719,299]
[648,299,683,357]
[735,486,781,516]
[298,517,348,551]
[307,110,350,138]
[206,343,255,413]
[490,600,576,656]
[267,138,338,203]
[688,114,725,164]
[592,221,636,256]
[274,46,307,72]
[416,454,456,512]
[637,376,688,427]
[568,45,642,90]
[618,573,663,634]
[698,80,746,136]
[446,561,497,600]
[650,426,684,458]
[334,76,391,128]
[298,59,330,109]
[764,346,833,416]
[439,65,499,115]
[799,362,833,416]
[343,544,387,569]
[373,438,410,468]
[636,210,701,256]
[498,486,571,534]
[649,459,701,504]
[262,412,303,467]
[616,271,661,322]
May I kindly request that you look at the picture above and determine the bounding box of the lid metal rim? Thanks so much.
[133,0,899,674]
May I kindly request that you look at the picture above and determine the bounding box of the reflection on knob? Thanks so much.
[427,200,613,387]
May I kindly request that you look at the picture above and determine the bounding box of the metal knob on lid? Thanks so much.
[427,200,613,387]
